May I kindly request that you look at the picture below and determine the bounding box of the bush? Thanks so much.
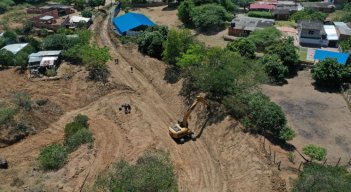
[191,4,232,31]
[293,163,351,192]
[303,144,327,161]
[176,42,206,69]
[73,114,89,127]
[163,29,193,65]
[278,126,296,141]
[226,38,256,59]
[311,58,349,87]
[0,49,15,67]
[261,54,288,83]
[247,11,274,19]
[0,3,9,14]
[95,150,178,192]
[0,107,16,125]
[248,27,281,51]
[88,63,109,82]
[64,121,87,140]
[290,9,327,22]
[177,0,195,26]
[64,128,93,152]
[81,9,93,18]
[38,144,68,170]
[137,26,168,59]
[12,92,32,111]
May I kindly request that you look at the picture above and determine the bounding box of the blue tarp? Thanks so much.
[314,49,349,65]
[112,12,155,35]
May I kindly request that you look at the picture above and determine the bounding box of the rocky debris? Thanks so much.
[0,156,8,169]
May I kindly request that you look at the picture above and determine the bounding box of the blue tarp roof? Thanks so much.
[112,12,155,34]
[314,49,349,65]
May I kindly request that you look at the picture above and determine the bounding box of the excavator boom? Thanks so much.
[182,96,208,128]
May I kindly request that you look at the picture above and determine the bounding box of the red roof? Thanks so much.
[249,4,276,10]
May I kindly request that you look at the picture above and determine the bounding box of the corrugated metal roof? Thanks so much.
[29,50,61,57]
[250,4,276,10]
[334,22,351,36]
[40,15,54,20]
[1,43,28,54]
[70,16,90,23]
[112,12,155,34]
[324,25,338,41]
[314,49,349,65]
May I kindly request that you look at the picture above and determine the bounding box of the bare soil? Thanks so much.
[0,12,285,192]
[262,70,351,162]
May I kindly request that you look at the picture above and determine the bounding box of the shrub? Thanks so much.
[0,107,16,125]
[137,26,169,59]
[0,49,15,67]
[226,38,256,59]
[303,144,327,161]
[38,144,68,170]
[12,92,32,111]
[64,121,87,140]
[88,63,109,82]
[290,9,327,22]
[73,114,89,127]
[311,58,349,87]
[163,29,193,65]
[293,163,351,192]
[176,42,206,69]
[177,0,195,26]
[191,4,232,31]
[81,9,93,18]
[64,128,93,152]
[248,27,281,51]
[261,54,288,83]
[248,11,274,19]
[0,3,9,14]
[278,126,296,141]
[95,150,178,192]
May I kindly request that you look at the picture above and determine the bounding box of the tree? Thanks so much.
[303,144,327,161]
[290,9,327,22]
[293,163,351,192]
[311,58,349,87]
[248,27,281,51]
[340,37,351,52]
[3,31,17,44]
[38,144,68,170]
[42,34,69,50]
[81,9,93,18]
[226,38,256,59]
[163,29,193,65]
[266,37,299,73]
[177,0,195,26]
[137,26,168,59]
[191,4,232,31]
[0,49,15,67]
[278,126,296,141]
[261,54,288,83]
[176,42,206,69]
[221,0,238,13]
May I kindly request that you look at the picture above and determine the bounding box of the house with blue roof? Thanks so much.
[112,12,155,35]
[313,49,349,65]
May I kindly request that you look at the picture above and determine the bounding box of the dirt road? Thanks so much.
[0,12,282,192]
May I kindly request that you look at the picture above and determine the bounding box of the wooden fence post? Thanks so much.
[269,145,271,156]
[348,158,351,165]
[323,158,327,165]
[336,157,341,167]
[274,151,276,164]
[278,161,281,171]
[298,161,303,171]
[263,137,265,150]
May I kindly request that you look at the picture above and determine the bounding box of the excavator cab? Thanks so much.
[169,96,209,143]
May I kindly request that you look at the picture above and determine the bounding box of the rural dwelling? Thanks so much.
[249,3,276,11]
[30,9,70,31]
[67,16,92,29]
[1,43,28,54]
[298,20,328,47]
[273,3,299,20]
[313,49,349,65]
[27,4,74,16]
[228,16,275,37]
[300,2,335,13]
[334,22,351,41]
[28,50,61,77]
[112,12,155,36]
[324,25,339,47]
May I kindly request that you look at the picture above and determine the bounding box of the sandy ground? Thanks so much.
[133,6,229,48]
[262,70,351,163]
[0,12,285,192]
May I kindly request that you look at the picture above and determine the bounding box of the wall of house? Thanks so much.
[300,29,322,39]
[299,37,328,47]
[228,28,250,37]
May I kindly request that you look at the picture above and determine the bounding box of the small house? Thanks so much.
[273,3,299,20]
[324,25,339,47]
[334,22,351,41]
[228,16,275,37]
[249,3,276,11]
[301,2,335,13]
[1,43,29,54]
[28,50,61,76]
[27,4,74,16]
[298,20,328,47]
[67,16,92,29]
[313,49,349,65]
[112,12,155,36]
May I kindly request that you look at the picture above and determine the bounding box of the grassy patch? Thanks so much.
[298,49,307,62]
[275,21,297,28]
[38,144,68,170]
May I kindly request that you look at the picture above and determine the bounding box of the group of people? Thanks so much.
[120,103,132,114]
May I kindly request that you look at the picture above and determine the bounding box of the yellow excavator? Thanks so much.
[169,96,209,143]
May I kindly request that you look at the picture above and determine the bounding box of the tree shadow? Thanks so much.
[163,66,182,84]
[162,3,178,11]
[312,82,341,93]
[262,133,296,152]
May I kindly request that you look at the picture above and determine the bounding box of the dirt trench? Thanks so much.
[0,13,283,192]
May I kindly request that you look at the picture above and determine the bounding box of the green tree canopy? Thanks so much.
[248,27,281,51]
[38,144,67,170]
[290,9,327,22]
[0,49,15,67]
[137,25,168,59]
[163,29,193,65]
[176,42,206,69]
[177,0,195,26]
[191,4,232,31]
[226,38,256,59]
[261,54,288,83]
[303,144,327,161]
[340,37,351,52]
[311,58,349,87]
[293,163,351,192]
